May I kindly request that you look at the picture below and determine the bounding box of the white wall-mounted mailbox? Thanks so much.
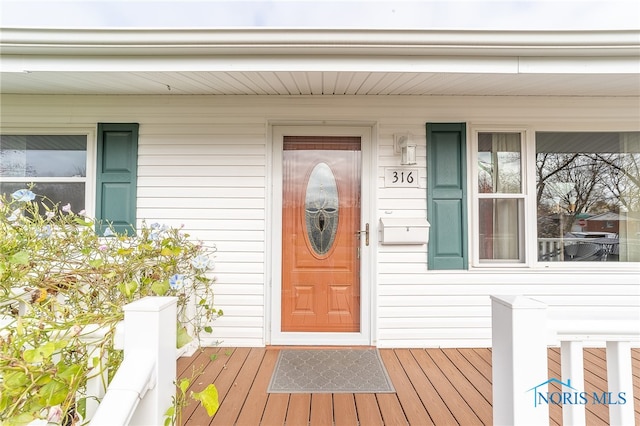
[379,218,430,245]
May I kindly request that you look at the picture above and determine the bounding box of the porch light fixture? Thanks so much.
[394,133,417,165]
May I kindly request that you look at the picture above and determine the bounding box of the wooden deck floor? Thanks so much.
[177,347,640,426]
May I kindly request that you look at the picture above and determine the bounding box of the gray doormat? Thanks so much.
[267,349,395,393]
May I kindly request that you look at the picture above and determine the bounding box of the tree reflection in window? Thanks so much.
[305,163,339,255]
[536,132,640,262]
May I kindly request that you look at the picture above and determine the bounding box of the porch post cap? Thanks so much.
[490,295,547,309]
[123,296,178,313]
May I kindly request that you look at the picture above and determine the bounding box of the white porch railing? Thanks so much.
[90,296,177,426]
[4,292,186,425]
[538,238,566,261]
[491,295,639,426]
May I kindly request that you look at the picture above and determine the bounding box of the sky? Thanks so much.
[1,0,639,30]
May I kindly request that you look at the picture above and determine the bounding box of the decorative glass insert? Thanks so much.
[305,163,339,255]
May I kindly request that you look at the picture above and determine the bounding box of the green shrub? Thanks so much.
[0,188,221,425]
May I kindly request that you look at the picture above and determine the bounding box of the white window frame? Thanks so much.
[469,123,640,270]
[0,128,96,217]
[469,126,531,268]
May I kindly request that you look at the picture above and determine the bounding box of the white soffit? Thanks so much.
[1,28,639,96]
[1,71,638,96]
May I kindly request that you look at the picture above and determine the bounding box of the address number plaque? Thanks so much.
[384,168,419,188]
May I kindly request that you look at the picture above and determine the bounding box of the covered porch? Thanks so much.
[178,346,640,425]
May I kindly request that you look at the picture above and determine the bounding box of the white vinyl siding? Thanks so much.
[136,124,267,346]
[1,94,638,348]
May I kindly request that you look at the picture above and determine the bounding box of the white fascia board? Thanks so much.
[1,28,638,75]
[1,28,640,57]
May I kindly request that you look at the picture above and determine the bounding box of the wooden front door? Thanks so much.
[282,136,361,332]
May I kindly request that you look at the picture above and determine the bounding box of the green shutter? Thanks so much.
[427,123,467,270]
[96,123,139,235]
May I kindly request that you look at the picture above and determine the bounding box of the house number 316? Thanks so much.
[384,168,419,187]
[392,171,414,184]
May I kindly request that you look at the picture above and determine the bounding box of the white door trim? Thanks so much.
[268,125,375,346]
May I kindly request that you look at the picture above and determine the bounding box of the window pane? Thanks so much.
[536,132,640,262]
[479,198,521,260]
[478,132,522,193]
[1,182,86,213]
[0,135,86,177]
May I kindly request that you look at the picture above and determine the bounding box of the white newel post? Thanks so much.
[491,295,549,426]
[606,340,635,425]
[91,296,177,426]
[125,296,177,425]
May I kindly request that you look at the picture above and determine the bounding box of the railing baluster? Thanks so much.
[606,341,635,425]
[560,340,586,425]
[80,327,109,421]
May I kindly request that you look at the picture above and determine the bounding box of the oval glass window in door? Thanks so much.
[305,162,339,256]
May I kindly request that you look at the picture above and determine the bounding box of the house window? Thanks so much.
[471,130,640,266]
[476,132,525,263]
[536,132,640,263]
[0,134,88,211]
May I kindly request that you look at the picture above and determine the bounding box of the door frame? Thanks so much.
[268,125,375,346]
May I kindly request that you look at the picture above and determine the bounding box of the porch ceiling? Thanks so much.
[2,70,639,96]
[1,28,639,96]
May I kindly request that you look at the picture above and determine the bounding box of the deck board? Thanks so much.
[333,394,359,426]
[310,394,333,426]
[178,347,640,425]
[354,393,384,426]
[379,349,432,426]
[187,348,251,424]
[234,348,278,426]
[210,347,266,426]
[286,393,311,425]
[427,349,492,424]
[401,349,458,425]
[459,348,492,384]
[261,393,289,426]
[181,348,234,423]
[411,349,485,425]
[442,349,492,405]
[471,347,493,368]
[375,393,409,425]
